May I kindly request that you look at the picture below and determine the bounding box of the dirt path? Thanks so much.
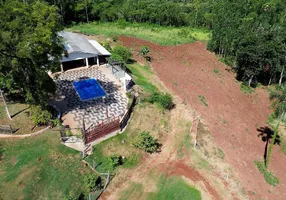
[120,36,286,200]
[101,102,223,200]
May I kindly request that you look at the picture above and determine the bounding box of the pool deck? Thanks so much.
[51,65,128,130]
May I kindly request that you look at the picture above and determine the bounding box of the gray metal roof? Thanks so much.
[60,31,100,55]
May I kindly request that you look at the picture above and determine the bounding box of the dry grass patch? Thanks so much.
[0,102,44,134]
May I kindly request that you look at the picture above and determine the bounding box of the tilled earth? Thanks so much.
[119,36,286,200]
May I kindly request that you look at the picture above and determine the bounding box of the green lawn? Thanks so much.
[127,63,158,94]
[68,21,211,45]
[119,176,202,200]
[150,176,201,200]
[85,131,142,174]
[0,131,93,200]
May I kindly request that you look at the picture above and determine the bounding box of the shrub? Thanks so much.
[213,68,219,74]
[198,95,208,106]
[30,105,57,126]
[133,131,159,153]
[84,174,103,192]
[138,45,150,61]
[111,45,132,63]
[149,92,173,110]
[109,155,124,169]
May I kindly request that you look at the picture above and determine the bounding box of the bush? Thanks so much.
[109,155,124,169]
[30,105,58,126]
[149,92,173,110]
[138,45,150,61]
[198,95,208,106]
[133,131,159,153]
[111,45,132,63]
[84,174,103,192]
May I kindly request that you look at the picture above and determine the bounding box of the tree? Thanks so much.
[209,0,286,86]
[0,1,65,106]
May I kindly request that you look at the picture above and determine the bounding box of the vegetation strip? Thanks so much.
[69,22,210,45]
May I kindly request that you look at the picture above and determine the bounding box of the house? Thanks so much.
[59,31,111,71]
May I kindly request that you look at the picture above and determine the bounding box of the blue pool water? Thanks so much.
[73,78,106,101]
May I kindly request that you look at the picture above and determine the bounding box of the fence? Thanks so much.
[0,125,13,134]
[120,95,137,131]
[82,95,137,144]
[83,117,120,144]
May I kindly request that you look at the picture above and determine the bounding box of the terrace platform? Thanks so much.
[51,66,128,131]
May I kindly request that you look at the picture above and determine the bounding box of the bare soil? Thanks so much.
[119,36,286,200]
[101,102,225,200]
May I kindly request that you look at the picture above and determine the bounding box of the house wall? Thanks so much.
[62,59,85,71]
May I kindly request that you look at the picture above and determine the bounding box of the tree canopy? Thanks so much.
[0,0,65,106]
[208,0,286,86]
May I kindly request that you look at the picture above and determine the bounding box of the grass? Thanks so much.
[254,160,279,186]
[119,182,144,200]
[177,133,192,159]
[0,131,93,199]
[148,175,202,200]
[127,63,158,93]
[85,131,142,174]
[240,83,254,94]
[190,149,211,170]
[0,102,44,135]
[198,95,208,106]
[280,137,286,155]
[68,21,211,46]
[119,175,201,200]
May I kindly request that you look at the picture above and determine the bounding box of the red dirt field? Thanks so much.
[120,36,286,200]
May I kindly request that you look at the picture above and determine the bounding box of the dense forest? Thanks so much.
[209,0,286,86]
[1,0,286,106]
[14,0,286,87]
[43,0,214,27]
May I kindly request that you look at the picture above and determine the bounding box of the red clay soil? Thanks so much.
[120,36,286,200]
[169,162,221,200]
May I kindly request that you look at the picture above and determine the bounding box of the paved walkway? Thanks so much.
[53,66,128,129]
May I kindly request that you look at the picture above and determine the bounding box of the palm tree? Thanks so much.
[266,85,286,168]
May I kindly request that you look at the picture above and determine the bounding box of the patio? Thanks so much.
[51,66,128,130]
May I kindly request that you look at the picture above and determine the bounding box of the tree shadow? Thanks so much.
[5,92,26,103]
[10,106,30,118]
[257,126,281,165]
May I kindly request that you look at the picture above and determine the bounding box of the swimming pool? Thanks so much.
[73,78,106,101]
